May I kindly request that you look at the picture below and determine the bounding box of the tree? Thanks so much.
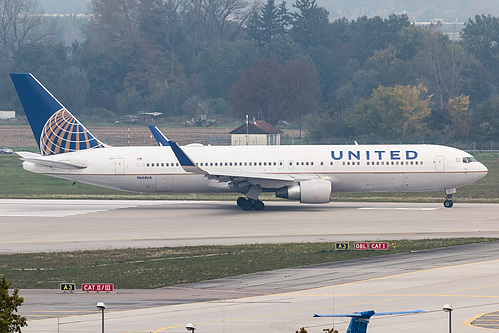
[138,0,189,77]
[291,0,329,48]
[347,84,432,141]
[472,96,499,145]
[461,15,499,77]
[246,0,291,46]
[0,277,27,333]
[229,58,319,125]
[0,0,54,63]
[443,94,471,141]
[184,0,250,56]
[280,58,319,136]
[229,58,285,124]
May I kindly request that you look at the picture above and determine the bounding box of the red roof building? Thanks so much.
[229,120,283,145]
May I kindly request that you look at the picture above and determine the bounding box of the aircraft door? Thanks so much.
[435,155,445,173]
[115,158,125,174]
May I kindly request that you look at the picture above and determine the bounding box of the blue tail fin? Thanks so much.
[314,310,424,333]
[10,73,106,156]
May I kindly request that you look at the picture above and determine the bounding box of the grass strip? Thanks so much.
[0,238,495,289]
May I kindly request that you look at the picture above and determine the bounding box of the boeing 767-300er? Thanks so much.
[11,73,488,210]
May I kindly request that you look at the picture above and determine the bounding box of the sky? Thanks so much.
[39,0,499,21]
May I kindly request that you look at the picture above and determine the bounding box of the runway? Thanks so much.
[1,199,498,332]
[1,199,498,253]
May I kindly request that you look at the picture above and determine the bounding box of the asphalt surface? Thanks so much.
[0,199,498,332]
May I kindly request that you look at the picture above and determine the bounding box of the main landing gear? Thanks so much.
[443,188,456,208]
[237,197,265,211]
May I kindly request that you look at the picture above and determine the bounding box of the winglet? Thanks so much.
[168,141,206,174]
[148,125,170,146]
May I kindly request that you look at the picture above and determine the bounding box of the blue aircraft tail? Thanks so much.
[314,310,424,333]
[10,73,106,156]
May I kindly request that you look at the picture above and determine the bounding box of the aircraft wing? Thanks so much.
[165,139,320,189]
[16,151,87,170]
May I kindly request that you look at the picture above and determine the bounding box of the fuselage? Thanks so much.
[22,144,488,195]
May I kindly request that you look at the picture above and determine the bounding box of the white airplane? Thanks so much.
[11,73,488,210]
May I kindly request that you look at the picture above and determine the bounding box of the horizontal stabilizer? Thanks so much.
[314,310,424,317]
[16,151,87,170]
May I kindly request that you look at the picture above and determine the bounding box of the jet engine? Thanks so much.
[276,179,331,204]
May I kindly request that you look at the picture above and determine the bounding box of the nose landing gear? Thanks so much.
[443,188,456,208]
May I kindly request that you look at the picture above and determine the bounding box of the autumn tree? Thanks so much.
[0,277,27,333]
[229,58,319,125]
[347,84,432,141]
[443,94,471,141]
[229,58,285,124]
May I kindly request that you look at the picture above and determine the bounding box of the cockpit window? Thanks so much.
[463,157,477,163]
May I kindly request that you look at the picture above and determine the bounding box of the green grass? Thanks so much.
[0,238,494,289]
[1,153,498,202]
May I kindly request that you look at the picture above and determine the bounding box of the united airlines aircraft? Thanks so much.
[11,73,488,210]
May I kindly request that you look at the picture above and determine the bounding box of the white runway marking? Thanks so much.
[358,207,439,211]
[0,199,169,217]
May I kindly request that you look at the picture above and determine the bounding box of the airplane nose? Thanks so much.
[478,162,488,178]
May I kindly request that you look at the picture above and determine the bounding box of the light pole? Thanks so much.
[443,304,453,333]
[97,302,106,333]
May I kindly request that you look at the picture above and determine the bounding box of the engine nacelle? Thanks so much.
[276,179,331,204]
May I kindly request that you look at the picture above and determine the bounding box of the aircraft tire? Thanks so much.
[236,197,246,208]
[443,199,453,208]
[240,198,253,211]
[253,200,265,211]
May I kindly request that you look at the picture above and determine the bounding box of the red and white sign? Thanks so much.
[82,283,114,292]
[369,242,388,250]
[354,242,368,250]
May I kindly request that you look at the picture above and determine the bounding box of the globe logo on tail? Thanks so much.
[40,109,105,155]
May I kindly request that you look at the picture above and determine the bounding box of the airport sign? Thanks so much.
[335,242,349,250]
[60,283,76,292]
[82,283,114,292]
[354,242,368,250]
[369,242,388,250]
